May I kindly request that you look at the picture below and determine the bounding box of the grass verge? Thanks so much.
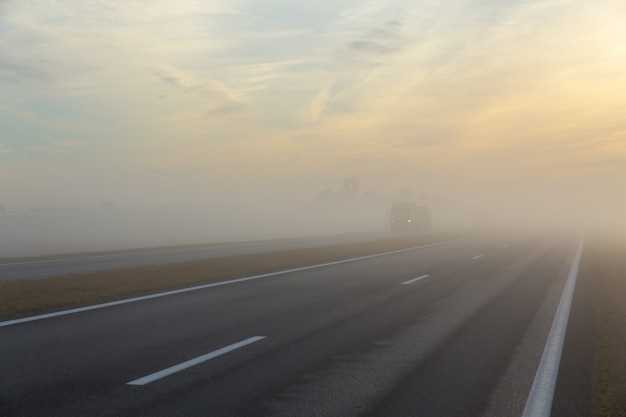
[590,233,626,417]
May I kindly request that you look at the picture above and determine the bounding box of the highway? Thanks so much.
[0,231,392,282]
[0,232,594,417]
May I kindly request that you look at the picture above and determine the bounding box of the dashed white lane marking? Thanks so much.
[521,236,585,417]
[402,275,431,285]
[0,235,484,328]
[472,255,484,260]
[127,336,266,386]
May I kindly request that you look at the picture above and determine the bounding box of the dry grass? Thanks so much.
[0,230,476,319]
[589,233,626,417]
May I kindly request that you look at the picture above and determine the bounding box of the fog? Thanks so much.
[2,173,625,259]
[0,201,387,258]
[1,0,625,258]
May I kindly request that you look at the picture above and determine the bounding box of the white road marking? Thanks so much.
[402,275,431,285]
[521,236,585,417]
[0,235,483,328]
[127,336,266,386]
[503,244,511,248]
[472,255,484,260]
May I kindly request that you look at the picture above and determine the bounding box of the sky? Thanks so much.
[1,0,626,226]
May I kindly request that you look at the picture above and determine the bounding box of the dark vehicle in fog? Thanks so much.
[389,202,431,232]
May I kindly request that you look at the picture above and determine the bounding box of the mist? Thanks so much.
[2,169,624,259]
[1,0,625,258]
[0,200,386,258]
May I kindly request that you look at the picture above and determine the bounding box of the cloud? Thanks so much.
[151,67,248,119]
[309,82,334,122]
[29,140,85,152]
[1,0,625,214]
[152,68,240,101]
[0,56,55,83]
[205,102,247,118]
[340,19,408,66]
[0,98,35,119]
[348,40,399,56]
[0,145,11,153]
[338,1,393,24]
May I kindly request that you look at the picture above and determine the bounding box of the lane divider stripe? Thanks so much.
[402,275,431,285]
[127,336,266,386]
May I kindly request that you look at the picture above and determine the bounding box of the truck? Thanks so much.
[389,202,431,232]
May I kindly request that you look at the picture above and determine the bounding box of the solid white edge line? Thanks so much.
[472,255,484,260]
[0,235,484,328]
[521,235,585,417]
[127,336,266,386]
[402,275,431,285]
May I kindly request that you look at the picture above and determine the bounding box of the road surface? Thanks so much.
[0,232,594,416]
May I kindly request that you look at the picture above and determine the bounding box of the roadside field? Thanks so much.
[588,233,626,417]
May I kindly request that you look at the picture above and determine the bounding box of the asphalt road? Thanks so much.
[0,232,593,417]
[0,231,392,282]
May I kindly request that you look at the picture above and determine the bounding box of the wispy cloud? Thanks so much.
[0,55,55,83]
[309,82,334,122]
[152,67,243,101]
[343,19,407,65]
[29,140,85,152]
[1,0,625,212]
[151,66,248,120]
